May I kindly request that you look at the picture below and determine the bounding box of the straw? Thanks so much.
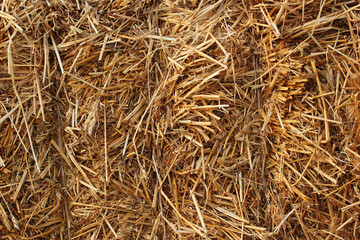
[1,1,359,239]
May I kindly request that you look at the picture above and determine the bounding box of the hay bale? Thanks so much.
[0,0,359,239]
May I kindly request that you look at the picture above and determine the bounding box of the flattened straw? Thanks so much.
[0,155,4,167]
[98,34,109,61]
[68,47,83,74]
[104,101,108,183]
[149,213,161,239]
[161,190,207,238]
[50,33,64,75]
[186,45,228,69]
[8,40,40,172]
[35,75,45,121]
[122,133,130,157]
[64,72,101,91]
[12,170,27,201]
[0,10,15,20]
[0,103,19,124]
[274,205,299,233]
[192,194,207,234]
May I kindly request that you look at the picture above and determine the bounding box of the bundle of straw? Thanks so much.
[0,1,359,239]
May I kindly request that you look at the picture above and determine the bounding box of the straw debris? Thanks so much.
[1,0,359,239]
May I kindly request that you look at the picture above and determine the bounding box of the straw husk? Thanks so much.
[1,0,359,239]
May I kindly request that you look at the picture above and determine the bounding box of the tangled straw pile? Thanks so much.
[1,0,359,239]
